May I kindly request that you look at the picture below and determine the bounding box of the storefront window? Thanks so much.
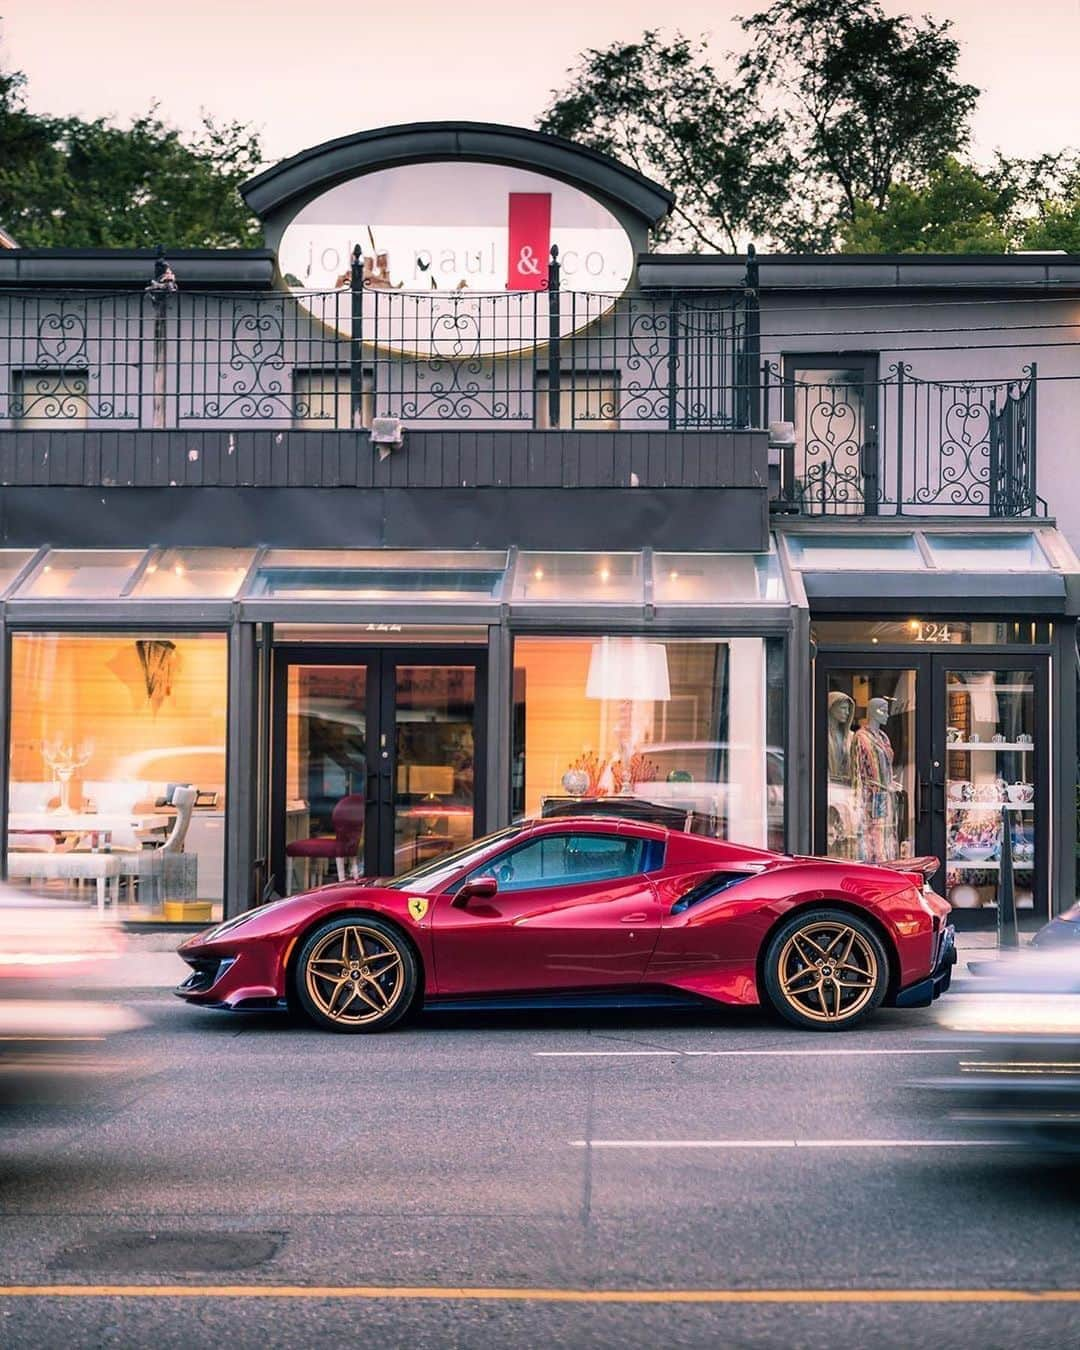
[822,669,917,864]
[7,632,228,922]
[512,636,785,850]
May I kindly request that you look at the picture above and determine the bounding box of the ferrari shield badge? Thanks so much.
[408,897,429,923]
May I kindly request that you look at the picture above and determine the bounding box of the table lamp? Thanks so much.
[586,639,671,793]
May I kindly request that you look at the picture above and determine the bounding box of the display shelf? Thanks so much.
[947,742,1032,751]
[946,802,1032,812]
[946,859,1035,870]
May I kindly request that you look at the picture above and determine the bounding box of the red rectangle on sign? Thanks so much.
[506,193,551,291]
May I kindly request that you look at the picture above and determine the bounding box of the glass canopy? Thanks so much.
[923,532,1049,570]
[513,552,644,604]
[249,549,508,601]
[783,529,1059,574]
[784,534,924,570]
[2,546,789,605]
[19,549,144,599]
[0,550,36,597]
[4,532,1067,606]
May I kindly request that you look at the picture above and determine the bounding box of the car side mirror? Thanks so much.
[452,875,498,908]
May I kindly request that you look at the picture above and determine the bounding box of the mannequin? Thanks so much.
[827,692,854,781]
[851,695,900,862]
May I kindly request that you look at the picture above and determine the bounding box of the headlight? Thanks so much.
[936,993,1080,1036]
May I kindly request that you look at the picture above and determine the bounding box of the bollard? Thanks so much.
[997,803,1019,949]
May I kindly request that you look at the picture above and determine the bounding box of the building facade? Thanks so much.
[1,122,1077,932]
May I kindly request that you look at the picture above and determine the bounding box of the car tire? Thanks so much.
[294,915,417,1033]
[763,908,889,1032]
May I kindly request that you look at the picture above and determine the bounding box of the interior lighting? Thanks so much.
[598,566,611,583]
[533,568,544,581]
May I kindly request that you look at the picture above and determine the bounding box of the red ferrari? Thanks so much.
[176,817,955,1033]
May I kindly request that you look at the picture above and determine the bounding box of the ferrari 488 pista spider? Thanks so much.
[177,817,955,1033]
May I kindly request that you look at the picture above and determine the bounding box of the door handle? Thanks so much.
[620,913,649,924]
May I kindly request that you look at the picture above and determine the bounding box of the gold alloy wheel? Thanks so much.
[304,924,406,1026]
[776,921,879,1024]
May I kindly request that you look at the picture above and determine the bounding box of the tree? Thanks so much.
[538,32,795,252]
[1015,155,1080,252]
[738,0,979,246]
[839,158,1012,253]
[0,51,263,248]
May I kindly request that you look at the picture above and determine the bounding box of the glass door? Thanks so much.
[815,658,928,865]
[816,650,1049,929]
[934,658,1047,927]
[388,659,483,877]
[783,355,880,515]
[271,647,485,892]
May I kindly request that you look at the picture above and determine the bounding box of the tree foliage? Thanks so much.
[540,2,1001,252]
[738,0,979,234]
[537,32,794,251]
[839,159,1011,253]
[0,51,263,248]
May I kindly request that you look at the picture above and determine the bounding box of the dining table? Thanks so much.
[8,810,171,850]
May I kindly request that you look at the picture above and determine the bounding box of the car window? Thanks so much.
[464,832,651,894]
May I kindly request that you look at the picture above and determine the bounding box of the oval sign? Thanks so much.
[277,161,634,356]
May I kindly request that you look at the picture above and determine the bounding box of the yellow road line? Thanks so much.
[0,1286,1078,1304]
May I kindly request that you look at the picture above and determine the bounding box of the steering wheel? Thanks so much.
[494,860,515,884]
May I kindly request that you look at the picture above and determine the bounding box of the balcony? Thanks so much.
[0,284,1040,519]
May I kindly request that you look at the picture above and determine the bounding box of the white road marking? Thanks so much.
[570,1139,999,1149]
[535,1048,961,1058]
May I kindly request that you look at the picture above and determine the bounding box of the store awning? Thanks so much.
[778,526,1080,616]
[0,545,791,626]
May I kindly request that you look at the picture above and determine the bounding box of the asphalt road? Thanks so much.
[1,992,1078,1349]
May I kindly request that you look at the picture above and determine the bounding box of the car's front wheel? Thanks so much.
[295,916,417,1033]
[763,908,888,1031]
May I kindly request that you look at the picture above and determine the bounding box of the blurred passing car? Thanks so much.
[1030,898,1080,950]
[920,945,1080,1152]
[0,890,141,1111]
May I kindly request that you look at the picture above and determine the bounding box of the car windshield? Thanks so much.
[384,826,526,894]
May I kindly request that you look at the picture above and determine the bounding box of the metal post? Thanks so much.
[894,362,906,516]
[743,243,761,429]
[998,803,1019,949]
[547,245,561,428]
[1026,362,1038,515]
[666,291,679,430]
[350,245,365,430]
[145,244,177,430]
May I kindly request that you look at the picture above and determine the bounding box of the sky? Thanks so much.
[4,0,1079,169]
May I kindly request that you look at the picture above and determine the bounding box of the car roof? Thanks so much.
[521,815,669,841]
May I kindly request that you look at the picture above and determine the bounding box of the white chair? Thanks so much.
[117,786,199,905]
[80,780,152,849]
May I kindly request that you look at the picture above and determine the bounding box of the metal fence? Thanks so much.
[0,276,752,433]
[764,361,1042,517]
[0,259,1044,517]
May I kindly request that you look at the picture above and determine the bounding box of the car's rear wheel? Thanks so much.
[295,916,417,1033]
[763,909,888,1031]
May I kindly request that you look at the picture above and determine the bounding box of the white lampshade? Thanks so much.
[585,639,671,702]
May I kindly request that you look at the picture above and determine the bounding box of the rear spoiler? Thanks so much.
[888,856,940,882]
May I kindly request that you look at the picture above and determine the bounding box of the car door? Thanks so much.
[430,830,663,995]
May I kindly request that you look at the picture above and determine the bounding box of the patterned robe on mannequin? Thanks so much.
[851,722,898,862]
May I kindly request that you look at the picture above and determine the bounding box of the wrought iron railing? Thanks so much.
[764,361,1042,517]
[0,275,752,433]
[0,258,1043,517]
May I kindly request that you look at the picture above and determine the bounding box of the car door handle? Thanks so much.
[620,913,649,924]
